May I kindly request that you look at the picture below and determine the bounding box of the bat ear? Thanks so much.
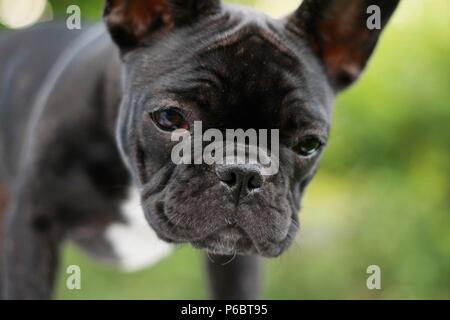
[104,0,221,52]
[286,0,400,91]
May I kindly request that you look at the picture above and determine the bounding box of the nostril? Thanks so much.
[216,166,238,187]
[248,173,263,190]
[223,171,237,187]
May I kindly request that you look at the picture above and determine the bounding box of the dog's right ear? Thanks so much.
[104,0,221,52]
[286,0,400,91]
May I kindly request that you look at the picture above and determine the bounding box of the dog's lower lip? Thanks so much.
[191,225,255,253]
[193,226,243,243]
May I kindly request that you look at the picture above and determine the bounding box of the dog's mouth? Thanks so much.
[142,165,297,257]
[149,201,258,254]
[148,200,296,257]
[191,225,257,255]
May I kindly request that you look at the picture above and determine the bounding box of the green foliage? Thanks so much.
[43,0,449,299]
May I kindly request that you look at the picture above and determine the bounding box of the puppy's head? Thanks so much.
[104,0,399,257]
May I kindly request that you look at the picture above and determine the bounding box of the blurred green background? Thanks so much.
[1,0,448,299]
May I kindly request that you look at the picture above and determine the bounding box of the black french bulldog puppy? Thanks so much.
[0,0,400,299]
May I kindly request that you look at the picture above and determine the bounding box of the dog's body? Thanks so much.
[0,1,399,299]
[0,23,178,295]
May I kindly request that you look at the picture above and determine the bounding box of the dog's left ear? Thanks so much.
[104,0,221,52]
[287,0,400,91]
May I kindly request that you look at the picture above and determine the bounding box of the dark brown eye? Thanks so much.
[150,108,189,131]
[293,136,323,157]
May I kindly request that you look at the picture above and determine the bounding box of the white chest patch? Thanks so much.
[104,187,174,272]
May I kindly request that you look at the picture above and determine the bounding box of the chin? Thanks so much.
[191,226,258,256]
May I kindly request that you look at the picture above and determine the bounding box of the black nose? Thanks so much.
[216,164,264,200]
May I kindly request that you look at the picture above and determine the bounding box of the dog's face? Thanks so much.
[105,0,399,257]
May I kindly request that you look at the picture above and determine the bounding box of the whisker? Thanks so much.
[221,250,237,266]
[206,251,216,263]
[168,215,185,233]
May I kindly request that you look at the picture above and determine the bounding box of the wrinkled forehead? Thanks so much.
[125,6,333,131]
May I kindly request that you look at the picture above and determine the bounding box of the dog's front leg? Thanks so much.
[2,191,61,300]
[205,254,262,300]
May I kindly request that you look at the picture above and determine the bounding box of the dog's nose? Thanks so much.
[216,164,264,199]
